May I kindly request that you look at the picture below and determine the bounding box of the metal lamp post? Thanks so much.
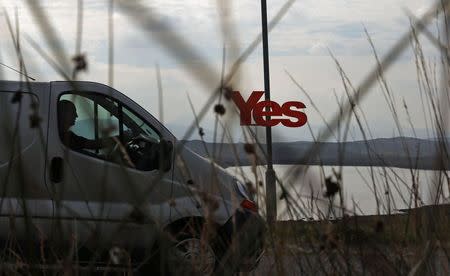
[260,0,276,224]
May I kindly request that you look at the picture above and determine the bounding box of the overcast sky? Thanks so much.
[0,0,443,142]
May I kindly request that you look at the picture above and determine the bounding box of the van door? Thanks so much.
[46,81,174,250]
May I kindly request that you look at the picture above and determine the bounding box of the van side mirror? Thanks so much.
[159,139,173,172]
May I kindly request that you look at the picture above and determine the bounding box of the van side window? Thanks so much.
[58,93,162,171]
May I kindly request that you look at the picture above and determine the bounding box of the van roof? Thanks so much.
[0,80,47,92]
[0,80,108,92]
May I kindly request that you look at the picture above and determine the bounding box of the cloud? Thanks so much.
[0,0,443,142]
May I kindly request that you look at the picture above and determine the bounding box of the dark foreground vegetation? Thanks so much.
[277,204,450,245]
[253,205,450,275]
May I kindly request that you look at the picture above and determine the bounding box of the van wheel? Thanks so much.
[166,224,217,275]
[156,219,217,275]
[137,221,219,275]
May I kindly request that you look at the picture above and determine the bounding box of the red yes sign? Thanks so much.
[231,91,307,127]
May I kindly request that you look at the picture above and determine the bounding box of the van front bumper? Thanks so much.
[218,209,266,272]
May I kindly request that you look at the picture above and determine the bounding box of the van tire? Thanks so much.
[166,221,217,275]
[137,220,217,275]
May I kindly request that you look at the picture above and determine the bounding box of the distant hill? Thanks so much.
[183,137,450,170]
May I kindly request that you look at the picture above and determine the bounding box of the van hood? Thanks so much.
[172,142,247,222]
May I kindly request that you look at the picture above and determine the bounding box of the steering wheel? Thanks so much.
[106,132,160,170]
[105,129,137,158]
[106,137,125,162]
[126,134,160,170]
[126,136,145,160]
[105,130,135,163]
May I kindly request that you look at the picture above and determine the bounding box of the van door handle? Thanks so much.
[50,157,63,183]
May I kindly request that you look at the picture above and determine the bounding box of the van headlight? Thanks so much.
[234,178,250,199]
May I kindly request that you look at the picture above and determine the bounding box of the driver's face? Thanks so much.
[66,106,78,127]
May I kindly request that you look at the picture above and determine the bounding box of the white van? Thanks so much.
[0,80,265,274]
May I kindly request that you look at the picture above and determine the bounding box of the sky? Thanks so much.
[0,0,444,142]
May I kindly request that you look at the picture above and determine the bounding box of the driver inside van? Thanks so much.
[58,100,115,151]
